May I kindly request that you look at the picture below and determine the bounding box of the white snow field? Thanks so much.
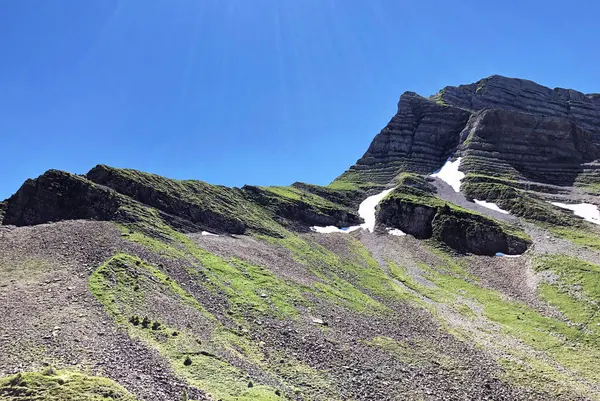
[550,202,600,225]
[473,199,510,215]
[311,188,400,234]
[430,157,464,192]
[201,231,219,236]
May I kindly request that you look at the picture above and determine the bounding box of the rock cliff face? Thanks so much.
[242,185,361,230]
[431,205,529,256]
[87,165,249,234]
[336,75,600,190]
[439,75,600,142]
[458,108,600,185]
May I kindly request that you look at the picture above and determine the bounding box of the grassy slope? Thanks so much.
[114,205,599,398]
[460,173,600,251]
[389,249,600,398]
[0,369,138,400]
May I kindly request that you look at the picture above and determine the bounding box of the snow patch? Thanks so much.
[357,188,395,232]
[550,202,600,225]
[387,228,406,236]
[430,157,464,192]
[310,188,394,234]
[201,231,219,236]
[474,199,510,215]
[310,225,360,234]
[495,252,521,258]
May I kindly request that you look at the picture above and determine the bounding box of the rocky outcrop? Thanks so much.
[377,199,436,239]
[2,165,368,235]
[336,92,471,185]
[1,169,205,233]
[377,187,531,255]
[291,182,369,210]
[432,205,530,256]
[87,165,366,235]
[2,170,125,227]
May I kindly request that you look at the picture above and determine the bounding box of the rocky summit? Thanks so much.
[2,75,600,401]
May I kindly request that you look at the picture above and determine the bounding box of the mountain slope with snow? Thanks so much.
[2,75,600,401]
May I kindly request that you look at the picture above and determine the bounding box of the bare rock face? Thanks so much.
[376,199,436,239]
[336,92,471,184]
[459,108,600,185]
[432,205,529,256]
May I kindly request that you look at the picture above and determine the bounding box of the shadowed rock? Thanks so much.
[2,170,123,226]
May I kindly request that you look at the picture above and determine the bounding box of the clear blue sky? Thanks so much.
[2,0,599,199]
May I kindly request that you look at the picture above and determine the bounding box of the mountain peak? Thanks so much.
[335,75,600,187]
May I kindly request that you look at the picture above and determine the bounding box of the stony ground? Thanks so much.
[1,213,599,400]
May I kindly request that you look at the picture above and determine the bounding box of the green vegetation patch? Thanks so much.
[89,253,287,400]
[431,88,448,106]
[331,165,400,189]
[89,253,212,322]
[271,234,433,313]
[424,251,600,389]
[534,255,600,341]
[242,184,360,227]
[574,172,600,196]
[291,181,365,209]
[0,369,137,400]
[389,248,600,396]
[548,226,600,251]
[145,327,281,401]
[392,173,435,193]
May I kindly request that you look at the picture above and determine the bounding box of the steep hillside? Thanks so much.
[2,75,600,401]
